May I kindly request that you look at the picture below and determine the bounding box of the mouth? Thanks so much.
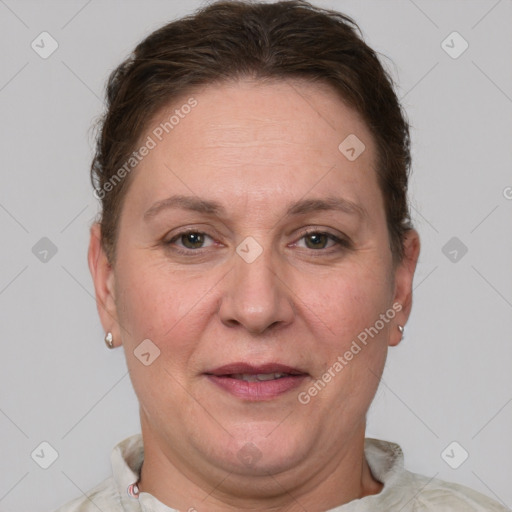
[204,363,309,401]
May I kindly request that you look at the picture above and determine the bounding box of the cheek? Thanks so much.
[297,269,391,421]
[297,262,393,342]
[113,261,207,409]
[115,256,200,337]
[113,255,220,384]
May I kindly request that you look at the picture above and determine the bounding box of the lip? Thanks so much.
[207,362,306,376]
[205,362,309,401]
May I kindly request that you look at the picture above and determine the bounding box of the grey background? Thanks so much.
[0,0,511,510]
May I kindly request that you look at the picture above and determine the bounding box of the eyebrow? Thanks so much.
[143,194,367,221]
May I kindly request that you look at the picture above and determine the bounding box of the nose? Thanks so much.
[218,243,295,335]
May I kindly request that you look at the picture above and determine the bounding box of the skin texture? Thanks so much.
[89,78,420,511]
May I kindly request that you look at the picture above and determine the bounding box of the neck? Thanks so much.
[137,420,383,511]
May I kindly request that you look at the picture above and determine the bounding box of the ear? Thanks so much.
[88,222,121,348]
[389,229,420,347]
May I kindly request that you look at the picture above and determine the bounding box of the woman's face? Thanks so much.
[90,78,418,483]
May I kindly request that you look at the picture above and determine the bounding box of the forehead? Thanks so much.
[124,78,383,222]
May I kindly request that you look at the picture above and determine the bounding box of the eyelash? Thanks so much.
[165,228,351,256]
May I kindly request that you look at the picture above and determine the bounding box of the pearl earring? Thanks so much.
[105,331,114,349]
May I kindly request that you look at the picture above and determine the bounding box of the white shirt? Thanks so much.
[54,434,509,511]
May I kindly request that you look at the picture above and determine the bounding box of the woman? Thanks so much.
[55,1,507,510]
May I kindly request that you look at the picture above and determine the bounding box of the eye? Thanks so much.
[165,228,350,256]
[295,230,349,251]
[167,230,215,251]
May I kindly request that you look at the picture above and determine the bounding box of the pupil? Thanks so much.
[184,233,203,248]
[306,233,326,249]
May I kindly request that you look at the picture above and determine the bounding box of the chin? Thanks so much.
[213,424,311,475]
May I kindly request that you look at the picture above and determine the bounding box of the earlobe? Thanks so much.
[389,229,420,347]
[88,222,119,346]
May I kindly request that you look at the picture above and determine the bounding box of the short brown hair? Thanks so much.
[91,0,413,265]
